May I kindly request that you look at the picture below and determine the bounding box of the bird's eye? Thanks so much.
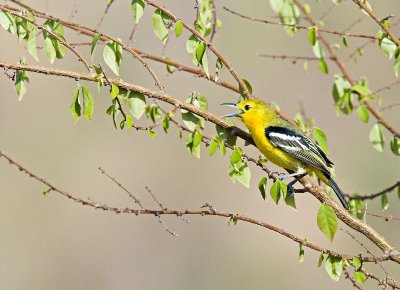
[244,104,251,111]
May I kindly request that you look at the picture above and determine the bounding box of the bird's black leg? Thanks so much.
[286,173,307,196]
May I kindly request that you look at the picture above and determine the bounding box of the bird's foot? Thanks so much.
[287,185,295,197]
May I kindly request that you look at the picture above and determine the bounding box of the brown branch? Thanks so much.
[0,6,91,72]
[0,149,394,264]
[343,267,363,290]
[1,59,399,263]
[95,1,112,30]
[256,53,331,61]
[209,0,217,42]
[143,0,252,100]
[292,0,400,139]
[223,6,378,40]
[352,0,400,47]
[5,2,165,93]
[348,181,400,201]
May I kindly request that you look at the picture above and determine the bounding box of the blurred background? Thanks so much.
[1,0,399,289]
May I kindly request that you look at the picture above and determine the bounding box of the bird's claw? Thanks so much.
[287,185,295,197]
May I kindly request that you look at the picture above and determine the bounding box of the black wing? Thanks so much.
[265,126,333,174]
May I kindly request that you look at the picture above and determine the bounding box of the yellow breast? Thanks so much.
[250,126,302,172]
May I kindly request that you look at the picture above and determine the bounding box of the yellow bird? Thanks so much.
[222,99,349,210]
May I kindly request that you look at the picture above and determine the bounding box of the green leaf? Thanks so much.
[258,176,268,200]
[186,131,202,158]
[342,35,348,47]
[390,137,400,156]
[209,139,218,156]
[381,193,389,211]
[357,105,369,123]
[162,115,169,133]
[393,54,400,77]
[270,180,286,204]
[235,163,251,188]
[317,204,338,242]
[147,128,156,138]
[230,148,242,164]
[318,58,329,74]
[312,127,329,154]
[152,9,170,44]
[379,37,397,59]
[131,0,145,24]
[318,253,324,267]
[165,57,175,73]
[299,243,305,263]
[44,36,56,64]
[91,33,100,60]
[81,85,94,121]
[174,20,183,37]
[352,84,371,96]
[27,30,39,61]
[308,26,317,46]
[285,194,296,209]
[103,41,123,75]
[349,196,366,220]
[353,271,366,284]
[369,123,385,152]
[239,78,253,98]
[325,255,343,281]
[128,91,146,120]
[15,59,29,101]
[125,115,134,129]
[70,87,81,122]
[111,84,119,99]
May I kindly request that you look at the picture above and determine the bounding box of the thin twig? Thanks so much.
[223,6,378,40]
[0,149,393,263]
[347,181,400,201]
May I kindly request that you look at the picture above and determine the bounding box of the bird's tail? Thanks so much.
[324,173,349,210]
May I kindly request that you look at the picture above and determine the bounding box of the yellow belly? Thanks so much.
[251,127,303,172]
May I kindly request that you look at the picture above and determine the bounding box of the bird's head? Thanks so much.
[221,99,274,128]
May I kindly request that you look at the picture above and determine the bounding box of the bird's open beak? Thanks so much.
[220,103,243,118]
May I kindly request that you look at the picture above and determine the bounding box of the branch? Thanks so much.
[223,6,378,40]
[0,149,394,264]
[348,181,400,201]
[292,0,400,139]
[352,0,400,47]
[1,59,399,264]
[0,6,91,72]
[143,0,252,100]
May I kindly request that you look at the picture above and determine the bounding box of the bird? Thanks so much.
[221,99,349,210]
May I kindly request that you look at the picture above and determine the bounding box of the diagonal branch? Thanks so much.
[0,149,394,264]
[1,59,399,263]
[292,0,400,139]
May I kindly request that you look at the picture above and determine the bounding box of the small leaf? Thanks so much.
[230,149,242,164]
[152,9,169,44]
[308,26,317,46]
[128,91,146,120]
[318,253,324,267]
[258,176,268,200]
[381,193,389,211]
[91,33,100,60]
[42,188,52,196]
[285,194,296,209]
[357,105,369,123]
[103,41,123,75]
[352,84,371,96]
[131,0,145,24]
[369,123,385,152]
[44,36,56,64]
[174,20,183,37]
[147,128,156,138]
[209,139,218,156]
[317,204,338,242]
[70,87,81,122]
[299,243,305,263]
[318,58,329,74]
[353,271,366,284]
[390,137,400,156]
[124,115,134,129]
[312,127,329,154]
[270,180,284,204]
[81,85,94,121]
[27,30,39,61]
[162,115,169,133]
[111,83,119,99]
[325,255,343,281]
[342,35,348,47]
[15,61,29,101]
